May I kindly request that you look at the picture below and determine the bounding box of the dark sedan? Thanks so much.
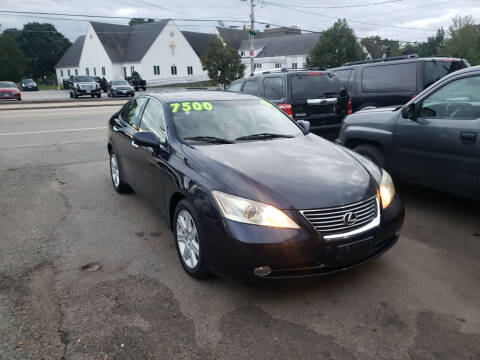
[108,80,135,97]
[107,91,404,283]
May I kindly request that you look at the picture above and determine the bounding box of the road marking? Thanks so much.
[0,127,108,136]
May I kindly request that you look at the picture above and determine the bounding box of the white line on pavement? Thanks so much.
[0,127,108,136]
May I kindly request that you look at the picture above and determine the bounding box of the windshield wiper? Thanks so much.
[184,136,233,144]
[236,133,294,141]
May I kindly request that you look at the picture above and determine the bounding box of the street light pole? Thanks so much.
[249,0,255,75]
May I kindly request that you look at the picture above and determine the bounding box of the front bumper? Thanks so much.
[0,92,21,100]
[200,195,404,282]
[75,88,101,96]
[112,89,134,96]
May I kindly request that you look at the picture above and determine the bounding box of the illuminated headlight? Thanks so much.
[212,190,299,229]
[379,169,395,209]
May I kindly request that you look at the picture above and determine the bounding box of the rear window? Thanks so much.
[291,73,343,100]
[263,77,283,99]
[423,60,469,88]
[361,63,417,93]
[333,69,352,84]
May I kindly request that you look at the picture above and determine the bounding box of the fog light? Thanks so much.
[253,266,271,277]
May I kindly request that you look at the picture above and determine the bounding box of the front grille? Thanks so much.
[300,196,378,236]
[80,84,94,90]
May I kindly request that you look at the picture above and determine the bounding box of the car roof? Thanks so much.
[246,69,334,79]
[146,90,260,102]
[329,57,467,71]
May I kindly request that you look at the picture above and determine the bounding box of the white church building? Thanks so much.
[55,20,213,86]
[56,20,324,86]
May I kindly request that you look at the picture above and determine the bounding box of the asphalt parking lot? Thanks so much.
[0,106,479,360]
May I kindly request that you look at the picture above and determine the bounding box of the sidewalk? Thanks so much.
[0,99,127,111]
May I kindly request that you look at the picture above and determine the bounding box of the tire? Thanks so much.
[109,151,132,193]
[107,92,111,97]
[96,93,101,98]
[70,91,73,98]
[353,144,386,168]
[74,91,78,99]
[142,87,146,91]
[91,94,95,98]
[173,200,210,279]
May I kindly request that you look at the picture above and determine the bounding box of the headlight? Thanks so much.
[379,169,395,209]
[212,190,299,229]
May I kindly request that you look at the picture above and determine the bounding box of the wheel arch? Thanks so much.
[169,192,186,229]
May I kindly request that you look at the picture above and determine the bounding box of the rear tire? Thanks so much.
[353,144,386,168]
[109,151,132,193]
[173,200,210,279]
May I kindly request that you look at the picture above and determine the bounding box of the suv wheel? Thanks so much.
[353,144,386,168]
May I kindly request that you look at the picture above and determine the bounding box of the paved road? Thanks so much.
[1,106,479,360]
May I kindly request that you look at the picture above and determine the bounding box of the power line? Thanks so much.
[257,0,404,9]
[350,0,457,19]
[258,0,438,31]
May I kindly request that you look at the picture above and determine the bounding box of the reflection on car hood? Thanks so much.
[357,106,399,113]
[183,134,378,210]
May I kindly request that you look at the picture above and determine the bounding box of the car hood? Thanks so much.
[0,88,18,93]
[183,134,378,210]
[356,106,399,114]
[344,106,400,125]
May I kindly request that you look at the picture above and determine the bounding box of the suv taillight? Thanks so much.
[347,98,353,115]
[278,103,293,117]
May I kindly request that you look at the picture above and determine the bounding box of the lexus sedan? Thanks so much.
[107,91,404,283]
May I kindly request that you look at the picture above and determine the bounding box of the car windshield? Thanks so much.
[169,99,303,143]
[291,73,343,99]
[73,76,94,82]
[23,79,34,83]
[0,82,15,88]
[112,80,129,86]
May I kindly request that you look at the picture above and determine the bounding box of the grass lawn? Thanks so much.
[37,84,62,91]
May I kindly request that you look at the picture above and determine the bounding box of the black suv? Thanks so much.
[69,76,101,98]
[329,55,470,112]
[227,69,351,139]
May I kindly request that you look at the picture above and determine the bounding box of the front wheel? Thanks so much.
[353,144,386,168]
[109,151,131,193]
[174,200,209,279]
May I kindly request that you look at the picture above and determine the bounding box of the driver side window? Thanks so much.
[139,99,167,143]
[420,76,480,120]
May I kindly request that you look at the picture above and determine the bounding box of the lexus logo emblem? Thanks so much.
[343,211,357,225]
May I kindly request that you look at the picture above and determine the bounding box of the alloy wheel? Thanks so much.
[176,210,200,269]
[110,153,120,188]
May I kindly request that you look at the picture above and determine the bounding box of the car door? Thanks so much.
[394,74,480,197]
[111,97,147,188]
[134,98,171,217]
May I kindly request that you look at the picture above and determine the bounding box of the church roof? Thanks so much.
[55,35,85,68]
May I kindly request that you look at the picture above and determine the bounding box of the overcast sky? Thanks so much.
[0,0,479,44]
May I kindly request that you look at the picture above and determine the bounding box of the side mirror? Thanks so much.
[401,103,417,121]
[133,131,160,148]
[297,120,310,133]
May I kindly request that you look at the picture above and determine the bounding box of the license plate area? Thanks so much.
[335,236,373,263]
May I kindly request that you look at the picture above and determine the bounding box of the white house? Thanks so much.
[215,27,321,75]
[55,20,213,86]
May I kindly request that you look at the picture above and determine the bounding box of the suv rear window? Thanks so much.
[423,60,469,88]
[361,63,417,93]
[291,73,343,99]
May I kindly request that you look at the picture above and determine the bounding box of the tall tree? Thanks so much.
[129,18,155,26]
[307,19,365,69]
[444,15,480,65]
[0,32,26,82]
[201,36,245,88]
[10,23,71,79]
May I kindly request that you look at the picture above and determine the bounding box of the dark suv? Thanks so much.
[227,69,352,139]
[337,65,480,201]
[329,55,470,112]
[69,76,101,98]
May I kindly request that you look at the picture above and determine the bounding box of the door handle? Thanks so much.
[460,132,476,146]
[131,140,139,148]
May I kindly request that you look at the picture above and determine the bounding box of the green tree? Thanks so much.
[9,23,71,79]
[129,18,155,26]
[0,32,26,82]
[201,36,245,88]
[444,15,480,65]
[307,19,365,68]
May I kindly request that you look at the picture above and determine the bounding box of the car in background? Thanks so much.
[329,55,470,112]
[337,65,480,201]
[21,78,38,91]
[107,80,135,97]
[69,76,101,98]
[126,76,146,91]
[227,69,352,140]
[63,78,72,90]
[107,91,404,283]
[0,81,21,101]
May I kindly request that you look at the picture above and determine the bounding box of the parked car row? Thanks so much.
[67,76,137,99]
[63,75,147,93]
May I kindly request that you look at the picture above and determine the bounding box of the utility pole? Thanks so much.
[249,0,255,75]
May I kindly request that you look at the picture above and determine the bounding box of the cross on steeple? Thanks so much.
[170,41,176,55]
